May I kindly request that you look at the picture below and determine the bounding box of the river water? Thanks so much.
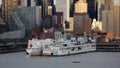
[0,52,120,68]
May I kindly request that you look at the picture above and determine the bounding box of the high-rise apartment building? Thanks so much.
[56,12,63,29]
[102,0,120,36]
[113,5,120,35]
[111,0,120,36]
[25,0,53,17]
[73,13,91,35]
[42,0,49,17]
[73,14,84,34]
[41,0,53,17]
[2,0,25,22]
[36,6,42,27]
[104,0,112,10]
[97,0,115,21]
[72,0,91,35]
[56,0,70,22]
[102,11,114,33]
[73,0,97,19]
[75,0,87,13]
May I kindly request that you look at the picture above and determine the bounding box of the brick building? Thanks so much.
[56,12,63,28]
[73,13,91,35]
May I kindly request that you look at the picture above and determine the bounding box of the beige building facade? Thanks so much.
[56,0,70,22]
[102,0,120,36]
[102,11,114,33]
[75,0,87,13]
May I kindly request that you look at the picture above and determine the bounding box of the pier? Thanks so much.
[0,38,27,53]
[96,42,120,52]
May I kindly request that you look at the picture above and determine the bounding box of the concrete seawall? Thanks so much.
[0,38,27,53]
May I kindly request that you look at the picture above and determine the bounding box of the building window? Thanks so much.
[65,21,69,29]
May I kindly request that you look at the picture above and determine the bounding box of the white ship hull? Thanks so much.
[26,48,42,56]
[26,36,96,56]
[26,38,55,56]
[43,43,96,56]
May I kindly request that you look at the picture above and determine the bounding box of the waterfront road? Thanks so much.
[0,52,120,68]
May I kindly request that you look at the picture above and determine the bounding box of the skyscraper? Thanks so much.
[73,13,91,35]
[41,0,53,17]
[97,0,105,21]
[56,0,70,22]
[110,0,120,36]
[102,11,114,33]
[36,6,42,27]
[73,0,91,35]
[2,0,25,22]
[42,0,49,17]
[56,12,63,29]
[75,0,87,13]
[102,0,120,36]
[104,0,112,10]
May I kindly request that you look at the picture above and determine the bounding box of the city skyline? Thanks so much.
[0,1,120,64]
[0,0,120,38]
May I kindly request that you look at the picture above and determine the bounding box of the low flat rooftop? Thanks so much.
[0,52,120,68]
